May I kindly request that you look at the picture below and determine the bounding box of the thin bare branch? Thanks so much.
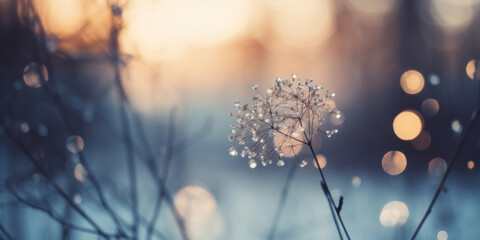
[4,185,126,239]
[146,108,185,240]
[0,220,13,240]
[108,7,139,237]
[412,59,480,239]
[307,141,350,240]
[0,119,110,239]
[411,109,480,239]
[18,1,130,236]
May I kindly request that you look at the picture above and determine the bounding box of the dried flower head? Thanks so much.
[228,74,340,168]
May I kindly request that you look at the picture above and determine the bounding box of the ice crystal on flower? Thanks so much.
[299,160,308,168]
[228,75,340,167]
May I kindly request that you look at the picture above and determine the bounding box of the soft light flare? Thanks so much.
[400,70,424,95]
[379,201,409,227]
[121,0,250,61]
[313,154,327,169]
[393,111,423,141]
[466,59,477,80]
[382,151,407,175]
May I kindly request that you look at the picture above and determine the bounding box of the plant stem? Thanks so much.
[307,142,350,240]
[325,189,342,240]
[411,109,480,239]
[0,119,111,239]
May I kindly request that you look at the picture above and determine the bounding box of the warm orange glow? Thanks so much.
[273,120,305,158]
[466,59,476,80]
[393,111,423,141]
[23,63,48,88]
[273,137,304,158]
[266,0,334,49]
[345,0,397,18]
[421,98,439,117]
[74,164,86,182]
[429,0,476,30]
[175,186,216,218]
[313,154,327,169]
[379,201,409,227]
[429,158,447,177]
[467,160,474,170]
[121,0,250,61]
[30,0,109,39]
[174,186,223,239]
[382,151,407,175]
[400,70,424,95]
[32,0,86,37]
[118,0,252,112]
[327,101,336,110]
[411,130,431,151]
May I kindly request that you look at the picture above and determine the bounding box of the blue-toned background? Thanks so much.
[0,0,479,239]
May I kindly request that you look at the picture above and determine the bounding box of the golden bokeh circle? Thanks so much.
[313,154,327,169]
[174,186,217,219]
[393,110,423,141]
[466,59,476,80]
[382,151,407,175]
[467,160,474,170]
[273,119,305,158]
[400,70,424,95]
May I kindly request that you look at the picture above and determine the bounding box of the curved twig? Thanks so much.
[411,109,480,239]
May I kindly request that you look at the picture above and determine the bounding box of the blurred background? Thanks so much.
[0,0,479,239]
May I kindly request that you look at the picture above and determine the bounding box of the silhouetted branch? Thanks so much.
[411,111,480,239]
[411,57,480,239]
[0,118,111,239]
[4,184,126,239]
[307,141,350,240]
[18,1,129,236]
[336,196,344,214]
[0,220,13,240]
[145,108,189,240]
[108,6,140,238]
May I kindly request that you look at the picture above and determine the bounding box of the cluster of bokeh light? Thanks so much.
[379,58,477,228]
[378,68,428,227]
